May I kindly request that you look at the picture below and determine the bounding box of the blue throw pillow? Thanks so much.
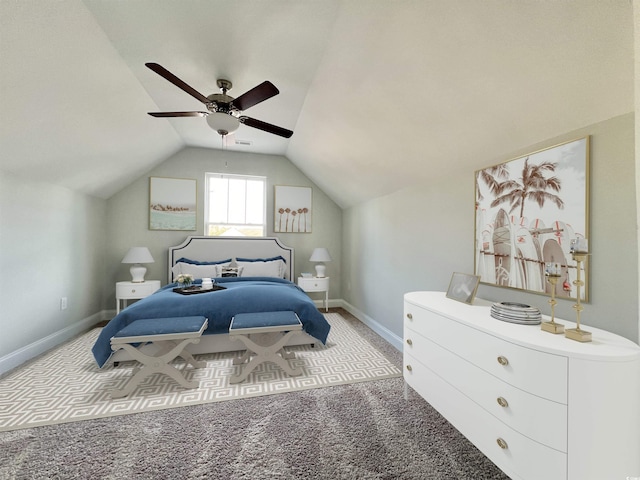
[235,256,286,263]
[176,257,232,265]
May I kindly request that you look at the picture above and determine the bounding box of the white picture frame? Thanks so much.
[274,185,312,233]
[149,177,197,231]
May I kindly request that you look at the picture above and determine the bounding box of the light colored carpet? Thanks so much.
[0,313,401,432]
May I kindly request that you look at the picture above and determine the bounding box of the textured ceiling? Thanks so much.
[0,0,634,208]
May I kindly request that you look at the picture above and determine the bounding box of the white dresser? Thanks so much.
[403,291,640,480]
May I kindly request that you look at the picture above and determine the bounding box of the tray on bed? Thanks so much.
[172,285,227,295]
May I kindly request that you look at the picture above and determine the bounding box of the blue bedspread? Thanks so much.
[92,277,331,367]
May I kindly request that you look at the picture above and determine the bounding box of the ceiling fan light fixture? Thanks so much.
[206,112,240,136]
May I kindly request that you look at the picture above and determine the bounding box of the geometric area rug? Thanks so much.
[0,313,401,432]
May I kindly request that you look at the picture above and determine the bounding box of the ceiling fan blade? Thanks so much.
[231,81,279,111]
[239,116,293,138]
[148,111,208,117]
[145,63,210,104]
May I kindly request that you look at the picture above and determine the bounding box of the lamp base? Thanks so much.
[314,264,326,278]
[130,264,147,283]
[541,321,564,334]
[565,327,592,342]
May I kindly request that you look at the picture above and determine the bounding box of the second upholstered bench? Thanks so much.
[228,311,303,384]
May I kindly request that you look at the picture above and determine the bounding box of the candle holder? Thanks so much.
[541,274,564,334]
[565,252,592,342]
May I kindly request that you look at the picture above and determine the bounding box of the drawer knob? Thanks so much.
[497,397,509,408]
[131,289,136,293]
[497,356,509,366]
[406,313,413,320]
[406,339,413,346]
[406,365,412,372]
[496,438,508,450]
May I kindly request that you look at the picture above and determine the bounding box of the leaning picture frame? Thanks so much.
[446,272,481,305]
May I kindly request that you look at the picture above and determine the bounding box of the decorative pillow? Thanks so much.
[237,259,286,278]
[172,262,228,280]
[219,265,243,278]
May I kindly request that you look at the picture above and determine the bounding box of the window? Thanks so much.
[204,173,266,236]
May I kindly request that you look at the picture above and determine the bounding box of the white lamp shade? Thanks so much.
[122,247,154,283]
[122,247,155,264]
[309,248,332,263]
[206,112,240,135]
[310,248,332,277]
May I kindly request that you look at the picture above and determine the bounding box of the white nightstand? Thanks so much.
[297,276,329,312]
[116,280,161,314]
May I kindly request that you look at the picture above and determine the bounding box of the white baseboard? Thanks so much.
[0,310,109,377]
[339,300,403,352]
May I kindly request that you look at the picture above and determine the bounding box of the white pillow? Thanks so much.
[237,259,286,278]
[171,262,229,280]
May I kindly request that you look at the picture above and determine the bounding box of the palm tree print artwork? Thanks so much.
[475,137,589,301]
[274,186,312,233]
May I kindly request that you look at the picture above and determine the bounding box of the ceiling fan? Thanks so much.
[145,62,293,138]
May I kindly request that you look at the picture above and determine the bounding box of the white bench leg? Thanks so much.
[111,338,204,398]
[230,331,302,384]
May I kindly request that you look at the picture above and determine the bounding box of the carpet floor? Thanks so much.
[0,309,508,480]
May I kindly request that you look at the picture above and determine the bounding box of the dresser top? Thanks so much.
[405,291,640,361]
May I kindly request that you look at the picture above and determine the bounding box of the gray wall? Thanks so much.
[343,113,639,343]
[105,147,343,307]
[0,170,107,358]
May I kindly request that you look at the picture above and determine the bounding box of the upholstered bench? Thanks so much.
[110,316,208,398]
[228,311,303,384]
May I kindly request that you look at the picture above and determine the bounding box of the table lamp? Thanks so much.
[122,247,155,283]
[309,247,332,277]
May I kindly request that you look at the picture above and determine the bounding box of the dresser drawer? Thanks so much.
[404,306,567,403]
[404,329,567,452]
[404,357,567,480]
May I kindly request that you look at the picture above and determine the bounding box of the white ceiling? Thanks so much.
[0,0,634,208]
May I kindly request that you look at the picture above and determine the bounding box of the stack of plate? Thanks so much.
[491,302,542,325]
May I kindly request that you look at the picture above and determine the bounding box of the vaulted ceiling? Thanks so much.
[0,1,634,208]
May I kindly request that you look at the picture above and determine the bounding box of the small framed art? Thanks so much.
[446,272,481,304]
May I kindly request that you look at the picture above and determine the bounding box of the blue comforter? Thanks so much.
[92,277,331,367]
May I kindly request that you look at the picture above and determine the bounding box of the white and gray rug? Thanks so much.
[0,313,401,432]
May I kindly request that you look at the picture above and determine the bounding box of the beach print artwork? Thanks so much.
[149,177,197,231]
[475,137,589,301]
[274,185,312,233]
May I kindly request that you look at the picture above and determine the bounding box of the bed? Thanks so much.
[92,236,331,368]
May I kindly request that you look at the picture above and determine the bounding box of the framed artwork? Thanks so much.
[274,185,312,233]
[149,177,197,231]
[446,272,481,304]
[474,137,589,301]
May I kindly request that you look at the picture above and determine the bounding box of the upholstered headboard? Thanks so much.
[168,236,294,280]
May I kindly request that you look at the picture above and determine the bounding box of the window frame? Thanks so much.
[204,172,267,237]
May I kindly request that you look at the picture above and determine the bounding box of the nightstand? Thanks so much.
[297,276,329,312]
[116,280,161,314]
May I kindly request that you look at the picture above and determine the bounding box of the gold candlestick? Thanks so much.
[541,274,564,334]
[565,252,592,342]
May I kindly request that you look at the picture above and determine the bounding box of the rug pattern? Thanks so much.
[0,313,401,432]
